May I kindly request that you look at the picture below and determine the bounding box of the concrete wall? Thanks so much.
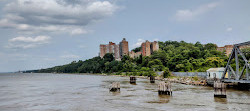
[171,72,207,78]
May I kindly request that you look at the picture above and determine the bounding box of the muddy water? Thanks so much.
[0,73,249,111]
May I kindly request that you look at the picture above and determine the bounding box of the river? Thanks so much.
[0,73,249,111]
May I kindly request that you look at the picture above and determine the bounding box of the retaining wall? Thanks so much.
[171,72,207,78]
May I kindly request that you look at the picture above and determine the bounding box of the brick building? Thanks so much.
[114,45,120,60]
[99,44,107,58]
[100,38,159,59]
[119,38,129,57]
[145,40,151,56]
[141,43,146,56]
[129,51,142,58]
[141,40,159,57]
[99,38,129,60]
[151,41,159,53]
[217,44,250,56]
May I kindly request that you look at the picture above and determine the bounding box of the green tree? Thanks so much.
[163,67,171,78]
[123,60,135,72]
[148,59,164,71]
[204,43,217,50]
[132,47,141,53]
[103,53,114,62]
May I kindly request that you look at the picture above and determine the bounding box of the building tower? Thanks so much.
[114,45,120,60]
[119,38,129,57]
[141,42,146,56]
[145,40,151,56]
[100,44,107,58]
[150,41,159,54]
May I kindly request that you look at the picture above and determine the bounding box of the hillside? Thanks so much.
[34,41,234,76]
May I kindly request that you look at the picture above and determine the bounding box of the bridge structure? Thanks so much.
[221,41,250,83]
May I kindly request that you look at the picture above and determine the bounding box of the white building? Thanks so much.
[206,67,226,79]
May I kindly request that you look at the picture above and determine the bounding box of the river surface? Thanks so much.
[0,73,249,111]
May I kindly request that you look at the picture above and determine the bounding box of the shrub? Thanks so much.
[192,76,199,81]
[115,71,122,75]
[132,72,138,76]
[163,67,171,78]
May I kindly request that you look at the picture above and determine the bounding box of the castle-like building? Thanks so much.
[99,38,159,60]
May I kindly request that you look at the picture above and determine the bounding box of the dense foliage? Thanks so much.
[132,47,141,53]
[37,41,237,75]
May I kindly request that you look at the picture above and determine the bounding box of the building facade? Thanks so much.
[141,43,146,56]
[114,45,120,60]
[119,38,129,57]
[141,40,159,57]
[151,41,159,53]
[145,40,151,56]
[100,38,159,59]
[99,44,107,58]
[217,44,250,56]
[99,38,129,60]
[129,51,142,58]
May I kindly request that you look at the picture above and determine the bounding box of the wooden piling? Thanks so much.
[150,76,155,83]
[130,76,136,84]
[158,81,172,95]
[214,81,226,98]
[110,82,120,92]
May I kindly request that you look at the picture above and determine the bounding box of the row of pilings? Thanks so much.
[109,76,227,98]
[110,76,172,96]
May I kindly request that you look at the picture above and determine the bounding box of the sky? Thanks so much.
[0,0,249,72]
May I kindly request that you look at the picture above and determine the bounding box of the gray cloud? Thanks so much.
[6,36,51,49]
[174,2,219,21]
[0,0,118,34]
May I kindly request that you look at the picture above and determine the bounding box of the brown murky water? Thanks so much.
[0,73,249,111]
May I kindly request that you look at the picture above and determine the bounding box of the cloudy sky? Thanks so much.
[0,0,249,72]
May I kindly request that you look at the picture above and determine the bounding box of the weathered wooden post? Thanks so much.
[150,76,155,83]
[214,81,226,98]
[110,82,120,92]
[130,76,136,84]
[158,81,172,95]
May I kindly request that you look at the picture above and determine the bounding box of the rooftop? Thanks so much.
[207,67,225,72]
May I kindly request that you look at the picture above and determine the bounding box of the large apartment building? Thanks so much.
[130,40,159,58]
[141,40,159,56]
[217,44,250,56]
[100,42,120,60]
[119,38,129,57]
[99,38,129,60]
[100,38,159,59]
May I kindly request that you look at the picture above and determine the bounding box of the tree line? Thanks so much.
[34,40,249,77]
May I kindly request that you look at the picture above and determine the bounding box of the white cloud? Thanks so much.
[60,54,80,59]
[226,27,232,32]
[71,28,88,35]
[133,39,144,48]
[175,2,219,21]
[0,0,118,34]
[7,36,51,49]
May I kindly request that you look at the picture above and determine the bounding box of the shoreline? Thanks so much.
[23,72,246,89]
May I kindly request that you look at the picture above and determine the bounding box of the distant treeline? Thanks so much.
[29,41,249,76]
